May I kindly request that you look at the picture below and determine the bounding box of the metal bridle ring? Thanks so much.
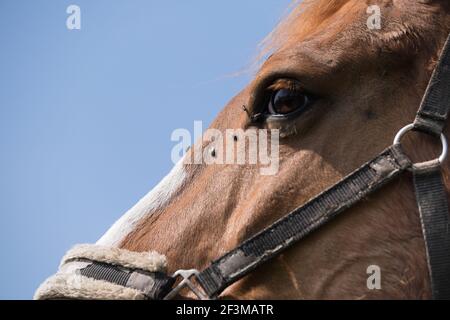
[393,123,448,165]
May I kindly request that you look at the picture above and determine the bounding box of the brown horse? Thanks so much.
[96,0,450,299]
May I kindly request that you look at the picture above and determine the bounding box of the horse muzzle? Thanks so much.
[34,244,174,300]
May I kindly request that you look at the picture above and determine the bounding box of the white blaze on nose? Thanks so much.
[96,158,187,247]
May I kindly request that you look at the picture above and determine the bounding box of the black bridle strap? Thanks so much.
[197,145,411,298]
[413,161,450,300]
[414,33,450,136]
[412,31,450,300]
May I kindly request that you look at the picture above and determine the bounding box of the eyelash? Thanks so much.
[251,79,314,122]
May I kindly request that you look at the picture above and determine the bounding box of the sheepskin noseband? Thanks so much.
[34,244,174,300]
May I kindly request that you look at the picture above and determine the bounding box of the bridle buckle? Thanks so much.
[163,269,209,300]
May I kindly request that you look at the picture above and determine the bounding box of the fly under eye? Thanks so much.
[267,88,311,116]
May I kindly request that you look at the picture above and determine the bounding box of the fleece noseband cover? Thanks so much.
[34,244,174,300]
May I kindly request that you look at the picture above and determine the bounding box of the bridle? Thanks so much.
[163,33,450,300]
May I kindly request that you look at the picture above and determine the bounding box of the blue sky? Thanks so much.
[0,1,291,299]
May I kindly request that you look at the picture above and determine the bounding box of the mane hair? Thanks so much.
[258,0,447,66]
[259,0,356,57]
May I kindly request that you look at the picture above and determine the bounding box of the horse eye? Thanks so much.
[267,89,311,116]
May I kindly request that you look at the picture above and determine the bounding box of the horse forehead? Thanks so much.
[270,0,433,57]
[261,22,371,74]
